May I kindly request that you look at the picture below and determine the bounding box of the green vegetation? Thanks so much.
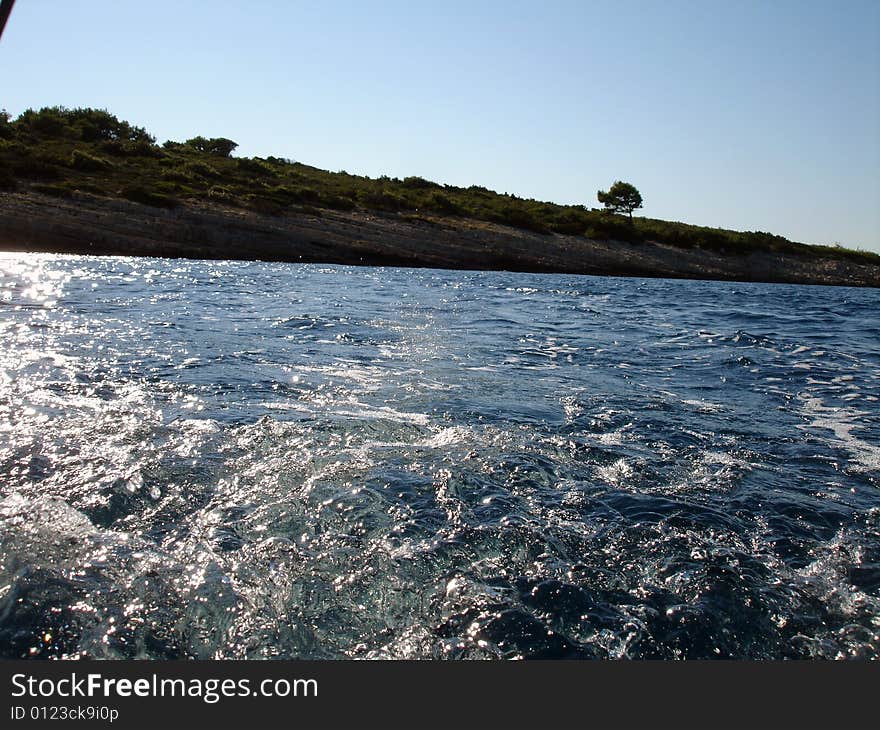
[598,180,643,220]
[0,106,877,266]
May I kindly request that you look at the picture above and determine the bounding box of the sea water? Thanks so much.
[1,253,878,658]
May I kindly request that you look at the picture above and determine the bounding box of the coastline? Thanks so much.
[2,190,878,287]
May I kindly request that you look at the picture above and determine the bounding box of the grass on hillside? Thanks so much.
[1,106,877,266]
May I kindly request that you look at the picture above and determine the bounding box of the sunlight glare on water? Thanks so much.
[0,253,878,659]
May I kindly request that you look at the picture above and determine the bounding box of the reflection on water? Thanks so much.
[0,253,878,659]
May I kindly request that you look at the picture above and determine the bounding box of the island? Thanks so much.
[2,106,878,287]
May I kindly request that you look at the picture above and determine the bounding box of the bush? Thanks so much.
[70,149,114,172]
[185,136,238,157]
[424,192,463,215]
[586,214,644,243]
[72,182,109,196]
[31,182,73,198]
[359,189,407,211]
[99,139,163,158]
[14,108,69,137]
[207,185,236,204]
[490,205,550,233]
[161,168,196,184]
[73,109,154,144]
[11,154,62,180]
[182,161,220,179]
[0,138,26,155]
[549,209,590,235]
[14,107,154,144]
[401,176,440,190]
[0,163,17,190]
[290,186,320,204]
[246,195,284,216]
[120,184,178,208]
[318,192,356,211]
[235,157,275,177]
[0,110,12,139]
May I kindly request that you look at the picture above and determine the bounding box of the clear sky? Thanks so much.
[1,1,878,251]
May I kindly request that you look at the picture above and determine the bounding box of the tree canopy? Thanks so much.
[184,136,238,157]
[11,106,154,144]
[597,181,643,219]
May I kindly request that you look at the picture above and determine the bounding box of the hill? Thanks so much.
[1,106,877,286]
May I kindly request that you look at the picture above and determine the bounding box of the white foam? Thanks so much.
[331,404,430,426]
[799,396,880,472]
[595,458,633,486]
[420,426,470,448]
[683,399,725,413]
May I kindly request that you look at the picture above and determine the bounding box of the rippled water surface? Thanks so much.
[1,253,878,659]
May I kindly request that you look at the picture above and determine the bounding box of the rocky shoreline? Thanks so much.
[1,191,878,286]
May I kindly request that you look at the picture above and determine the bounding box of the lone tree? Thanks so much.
[597,180,643,220]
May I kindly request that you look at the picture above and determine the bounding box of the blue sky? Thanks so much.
[2,1,878,251]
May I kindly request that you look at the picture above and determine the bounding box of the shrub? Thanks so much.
[72,108,154,144]
[14,108,70,137]
[161,168,196,184]
[13,107,154,144]
[490,205,550,233]
[207,185,236,203]
[586,214,644,243]
[290,187,320,204]
[235,157,275,177]
[401,176,440,190]
[549,209,590,235]
[246,195,284,216]
[0,138,26,155]
[31,182,73,198]
[0,110,11,139]
[183,161,221,179]
[99,139,163,158]
[72,182,109,196]
[424,192,463,215]
[359,189,406,211]
[11,155,61,180]
[185,136,238,157]
[120,184,178,208]
[0,163,17,190]
[70,149,114,172]
[318,192,356,211]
